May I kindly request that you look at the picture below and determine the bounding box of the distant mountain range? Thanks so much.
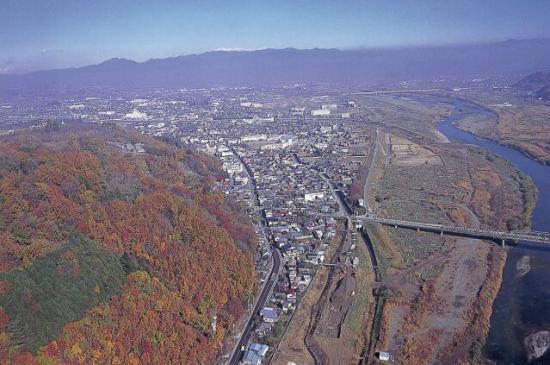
[516,70,550,100]
[2,38,550,94]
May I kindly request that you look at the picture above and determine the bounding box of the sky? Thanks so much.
[1,0,550,74]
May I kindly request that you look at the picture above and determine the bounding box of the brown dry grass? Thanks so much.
[457,102,550,164]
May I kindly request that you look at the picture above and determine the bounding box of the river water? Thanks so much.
[436,99,550,364]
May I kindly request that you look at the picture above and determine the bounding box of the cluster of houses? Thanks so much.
[65,90,370,365]
[55,90,369,364]
[177,97,373,364]
[4,87,383,365]
[231,138,342,363]
[6,86,406,365]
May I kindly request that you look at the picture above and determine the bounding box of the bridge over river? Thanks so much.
[359,215,550,245]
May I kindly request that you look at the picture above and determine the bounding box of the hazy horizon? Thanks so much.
[2,0,550,74]
[3,37,550,77]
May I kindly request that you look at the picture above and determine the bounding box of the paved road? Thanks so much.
[227,146,283,365]
[320,173,352,216]
[229,248,281,365]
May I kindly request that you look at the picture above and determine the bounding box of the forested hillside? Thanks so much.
[0,124,256,364]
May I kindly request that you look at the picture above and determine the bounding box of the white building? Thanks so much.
[321,104,337,110]
[311,109,331,116]
[304,192,325,201]
[320,126,332,134]
[242,134,268,142]
[125,109,148,120]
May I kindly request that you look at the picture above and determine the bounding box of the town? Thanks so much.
[3,81,550,364]
[0,87,380,364]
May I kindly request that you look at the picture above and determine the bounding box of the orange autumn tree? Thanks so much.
[0,124,256,364]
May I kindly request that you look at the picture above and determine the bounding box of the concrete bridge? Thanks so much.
[360,215,550,245]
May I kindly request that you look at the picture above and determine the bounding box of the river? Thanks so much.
[435,98,550,364]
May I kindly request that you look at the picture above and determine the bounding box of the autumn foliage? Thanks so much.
[0,125,256,364]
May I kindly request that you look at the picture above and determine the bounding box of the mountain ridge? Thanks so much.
[516,70,550,100]
[2,38,550,93]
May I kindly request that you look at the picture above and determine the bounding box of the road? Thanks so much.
[319,173,350,217]
[319,169,379,276]
[229,248,282,365]
[227,146,283,365]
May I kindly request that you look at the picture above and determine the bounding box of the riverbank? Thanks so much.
[451,94,550,166]
[343,92,547,364]
[364,123,518,363]
[449,113,538,230]
[366,94,536,364]
[434,96,550,364]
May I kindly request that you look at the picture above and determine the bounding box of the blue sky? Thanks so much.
[1,0,550,74]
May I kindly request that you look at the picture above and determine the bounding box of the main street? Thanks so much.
[227,148,283,365]
[228,248,282,365]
